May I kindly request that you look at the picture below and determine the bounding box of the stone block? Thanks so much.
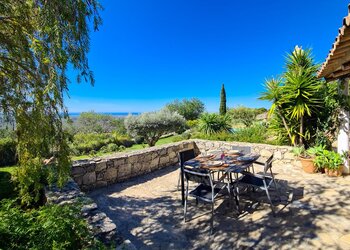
[82,172,96,185]
[284,152,295,160]
[71,166,86,176]
[260,149,273,157]
[105,167,118,180]
[274,151,283,160]
[74,176,83,186]
[118,164,131,178]
[86,163,96,172]
[96,161,107,172]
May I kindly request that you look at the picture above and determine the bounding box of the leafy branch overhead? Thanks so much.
[0,0,102,205]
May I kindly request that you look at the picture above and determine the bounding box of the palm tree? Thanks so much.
[283,47,322,145]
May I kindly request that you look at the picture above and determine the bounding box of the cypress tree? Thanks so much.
[219,83,227,115]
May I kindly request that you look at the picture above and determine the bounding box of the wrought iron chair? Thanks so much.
[178,149,196,204]
[183,166,229,234]
[236,154,281,215]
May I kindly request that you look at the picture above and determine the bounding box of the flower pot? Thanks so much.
[325,165,343,177]
[299,156,317,173]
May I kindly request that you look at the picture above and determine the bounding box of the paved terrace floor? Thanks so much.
[89,162,350,250]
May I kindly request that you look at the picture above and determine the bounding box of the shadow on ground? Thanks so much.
[89,165,350,249]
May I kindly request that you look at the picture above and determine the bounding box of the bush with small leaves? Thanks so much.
[125,110,186,147]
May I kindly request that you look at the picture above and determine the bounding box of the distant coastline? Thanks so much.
[68,112,140,118]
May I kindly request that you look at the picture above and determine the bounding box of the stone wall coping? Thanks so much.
[192,139,293,150]
[73,139,293,167]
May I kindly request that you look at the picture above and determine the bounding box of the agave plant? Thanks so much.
[198,113,231,135]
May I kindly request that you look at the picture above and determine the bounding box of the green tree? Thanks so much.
[260,46,323,146]
[0,0,102,205]
[74,111,126,134]
[198,113,231,135]
[228,106,257,127]
[124,110,186,147]
[219,84,227,115]
[165,98,205,120]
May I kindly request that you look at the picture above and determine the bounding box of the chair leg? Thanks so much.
[177,170,181,191]
[210,202,214,235]
[271,175,282,202]
[265,188,276,216]
[184,196,187,222]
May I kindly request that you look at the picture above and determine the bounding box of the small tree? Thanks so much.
[124,110,186,147]
[219,84,227,115]
[74,111,126,134]
[165,98,205,120]
[229,106,257,127]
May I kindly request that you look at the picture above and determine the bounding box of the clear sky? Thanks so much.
[66,0,349,113]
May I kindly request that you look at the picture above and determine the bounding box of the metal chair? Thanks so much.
[183,166,229,234]
[236,154,281,215]
[178,149,196,205]
[232,145,251,155]
[232,145,254,173]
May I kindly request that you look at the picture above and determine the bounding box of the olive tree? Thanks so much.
[0,0,102,205]
[165,98,205,121]
[124,110,186,147]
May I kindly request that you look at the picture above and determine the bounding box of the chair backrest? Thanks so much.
[179,149,196,167]
[183,167,212,186]
[232,146,251,155]
[263,154,274,174]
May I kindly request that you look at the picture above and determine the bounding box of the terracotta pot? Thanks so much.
[299,156,317,173]
[325,165,343,177]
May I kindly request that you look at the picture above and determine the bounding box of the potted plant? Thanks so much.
[292,145,325,174]
[324,151,344,177]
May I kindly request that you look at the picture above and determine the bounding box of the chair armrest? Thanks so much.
[254,161,265,166]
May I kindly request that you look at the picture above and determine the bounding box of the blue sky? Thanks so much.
[66,0,349,113]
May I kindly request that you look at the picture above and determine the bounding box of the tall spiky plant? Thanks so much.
[283,47,322,145]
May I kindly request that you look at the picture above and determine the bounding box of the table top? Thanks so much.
[184,153,260,173]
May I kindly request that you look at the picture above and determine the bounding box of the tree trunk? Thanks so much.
[299,116,304,146]
[277,109,295,146]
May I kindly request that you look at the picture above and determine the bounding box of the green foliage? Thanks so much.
[165,98,205,120]
[228,106,257,127]
[219,84,227,115]
[0,166,17,199]
[198,113,231,135]
[0,0,102,205]
[70,133,134,155]
[186,119,199,129]
[260,46,342,147]
[230,124,268,143]
[314,150,344,170]
[74,112,127,134]
[125,109,186,147]
[0,138,17,166]
[0,199,105,249]
[194,124,270,144]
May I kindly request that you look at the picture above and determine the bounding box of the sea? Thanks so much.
[68,112,140,119]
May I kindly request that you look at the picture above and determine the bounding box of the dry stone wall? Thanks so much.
[72,140,199,191]
[71,139,298,191]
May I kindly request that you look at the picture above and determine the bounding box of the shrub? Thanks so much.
[71,133,114,155]
[0,199,105,249]
[125,109,186,147]
[198,113,231,135]
[193,124,272,144]
[228,106,257,127]
[165,98,205,120]
[0,138,17,166]
[74,111,127,134]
